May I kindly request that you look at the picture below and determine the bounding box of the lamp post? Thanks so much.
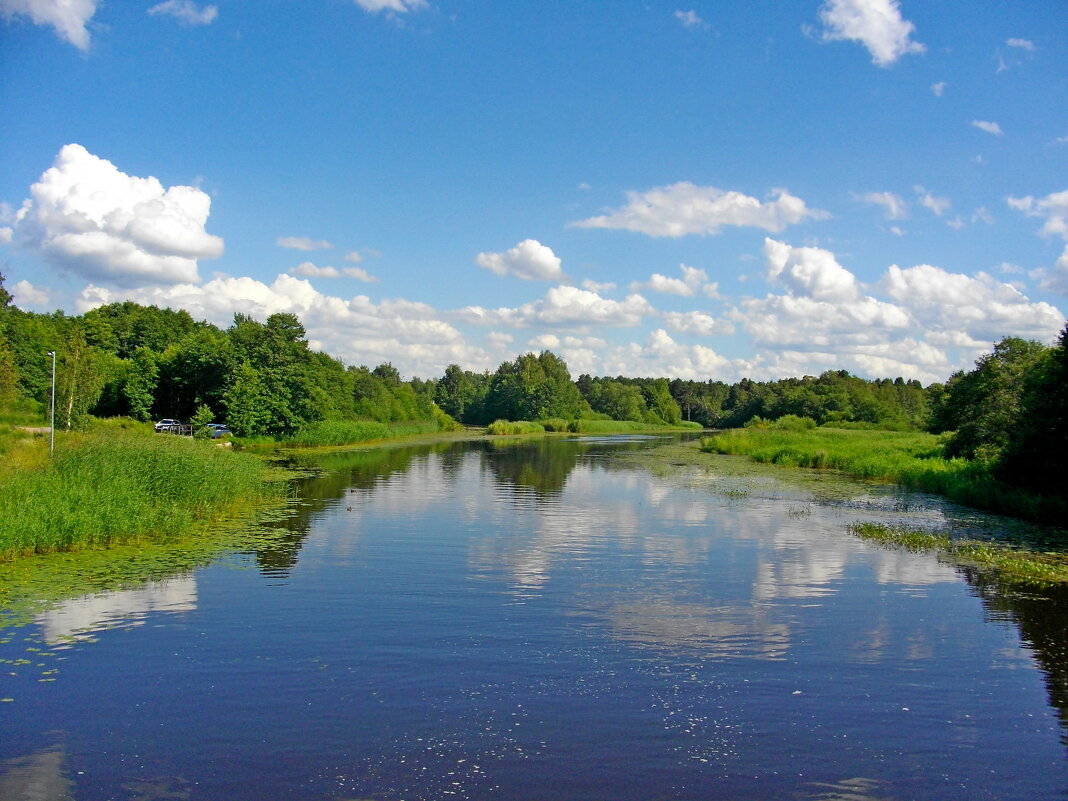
[47,350,55,456]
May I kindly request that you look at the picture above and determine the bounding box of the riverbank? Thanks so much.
[701,426,1067,526]
[0,422,288,562]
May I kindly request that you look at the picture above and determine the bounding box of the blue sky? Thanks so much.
[1,0,1065,383]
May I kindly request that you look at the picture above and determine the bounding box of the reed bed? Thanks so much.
[487,420,546,435]
[702,426,1066,524]
[0,431,283,560]
[282,419,442,448]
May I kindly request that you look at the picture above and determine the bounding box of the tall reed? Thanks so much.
[0,431,283,559]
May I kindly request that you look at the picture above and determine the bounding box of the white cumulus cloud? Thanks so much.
[476,239,566,282]
[817,0,924,67]
[931,81,946,97]
[881,264,1064,343]
[147,1,217,26]
[11,279,51,309]
[572,182,827,237]
[13,144,223,287]
[631,264,710,297]
[0,0,98,50]
[462,286,652,330]
[1008,189,1068,240]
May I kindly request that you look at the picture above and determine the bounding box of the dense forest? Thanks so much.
[2,274,1065,494]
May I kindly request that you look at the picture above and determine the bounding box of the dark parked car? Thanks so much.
[205,423,231,439]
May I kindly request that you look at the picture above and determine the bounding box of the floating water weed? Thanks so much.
[848,522,1068,585]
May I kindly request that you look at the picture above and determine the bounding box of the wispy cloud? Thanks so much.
[277,236,333,251]
[147,1,218,26]
[971,120,1004,136]
[1006,38,1035,51]
[674,10,707,29]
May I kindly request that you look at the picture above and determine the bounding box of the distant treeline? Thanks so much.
[2,275,1065,474]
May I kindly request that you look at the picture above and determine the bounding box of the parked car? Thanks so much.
[154,418,182,432]
[205,423,231,438]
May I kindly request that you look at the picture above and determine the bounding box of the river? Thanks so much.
[1,435,1066,800]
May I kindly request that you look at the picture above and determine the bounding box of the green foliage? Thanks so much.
[484,351,584,422]
[0,431,282,559]
[932,336,1048,461]
[122,346,159,422]
[995,324,1068,496]
[284,419,392,447]
[848,523,1068,585]
[702,426,1067,524]
[585,379,646,422]
[487,419,545,435]
[190,403,215,439]
[0,330,17,406]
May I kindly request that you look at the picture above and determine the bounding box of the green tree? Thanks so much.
[997,323,1068,494]
[484,351,584,422]
[123,346,159,422]
[587,379,645,422]
[934,337,1048,461]
[435,364,476,421]
[56,327,109,429]
[190,403,215,439]
[223,362,273,437]
[642,378,681,425]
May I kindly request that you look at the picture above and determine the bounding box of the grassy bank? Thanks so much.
[0,425,286,561]
[488,418,704,436]
[849,522,1068,585]
[701,426,1066,524]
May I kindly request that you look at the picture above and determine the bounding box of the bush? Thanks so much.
[487,420,545,435]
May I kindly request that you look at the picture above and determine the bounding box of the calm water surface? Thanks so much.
[2,436,1067,800]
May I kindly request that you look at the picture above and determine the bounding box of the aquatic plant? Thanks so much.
[701,426,1066,524]
[0,431,285,560]
[848,522,1068,585]
[486,419,546,436]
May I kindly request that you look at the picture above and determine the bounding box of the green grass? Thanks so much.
[848,522,1068,585]
[282,419,443,448]
[486,418,704,436]
[0,429,286,560]
[487,419,546,435]
[700,426,1067,524]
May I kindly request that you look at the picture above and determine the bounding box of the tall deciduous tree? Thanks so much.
[123,346,159,422]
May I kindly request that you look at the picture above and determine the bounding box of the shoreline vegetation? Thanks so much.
[847,522,1068,585]
[700,420,1067,526]
[0,420,288,562]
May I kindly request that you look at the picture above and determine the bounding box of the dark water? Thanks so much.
[2,436,1067,801]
